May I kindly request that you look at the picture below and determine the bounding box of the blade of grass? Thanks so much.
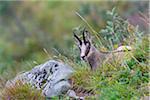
[75,12,104,47]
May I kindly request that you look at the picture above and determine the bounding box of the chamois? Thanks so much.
[73,28,132,70]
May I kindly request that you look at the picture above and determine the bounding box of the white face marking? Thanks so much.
[78,40,91,60]
[80,43,87,58]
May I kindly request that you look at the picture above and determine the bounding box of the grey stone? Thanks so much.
[43,80,71,97]
[67,90,85,100]
[5,60,74,98]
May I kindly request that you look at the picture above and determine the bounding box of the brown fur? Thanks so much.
[85,45,131,70]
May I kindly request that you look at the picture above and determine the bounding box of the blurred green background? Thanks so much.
[0,1,148,78]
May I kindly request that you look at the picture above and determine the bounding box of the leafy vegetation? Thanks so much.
[99,7,130,49]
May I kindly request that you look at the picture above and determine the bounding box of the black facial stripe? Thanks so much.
[79,47,81,52]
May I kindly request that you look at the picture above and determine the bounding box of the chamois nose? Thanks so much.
[81,56,86,60]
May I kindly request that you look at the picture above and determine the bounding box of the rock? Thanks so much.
[67,89,79,99]
[5,60,74,98]
[67,89,84,99]
[43,80,71,97]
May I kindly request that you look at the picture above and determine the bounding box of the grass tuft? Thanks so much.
[1,80,45,100]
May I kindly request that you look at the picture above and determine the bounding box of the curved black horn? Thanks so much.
[73,32,82,45]
[82,27,86,43]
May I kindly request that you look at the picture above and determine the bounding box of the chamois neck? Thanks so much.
[87,45,108,70]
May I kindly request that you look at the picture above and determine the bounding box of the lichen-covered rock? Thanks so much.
[6,60,74,97]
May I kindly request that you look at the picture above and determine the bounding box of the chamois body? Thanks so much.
[85,45,131,70]
[73,28,132,70]
[86,45,107,70]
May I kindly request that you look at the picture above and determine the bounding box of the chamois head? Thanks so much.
[73,28,92,61]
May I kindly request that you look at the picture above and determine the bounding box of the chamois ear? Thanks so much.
[73,31,82,45]
[84,30,92,43]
